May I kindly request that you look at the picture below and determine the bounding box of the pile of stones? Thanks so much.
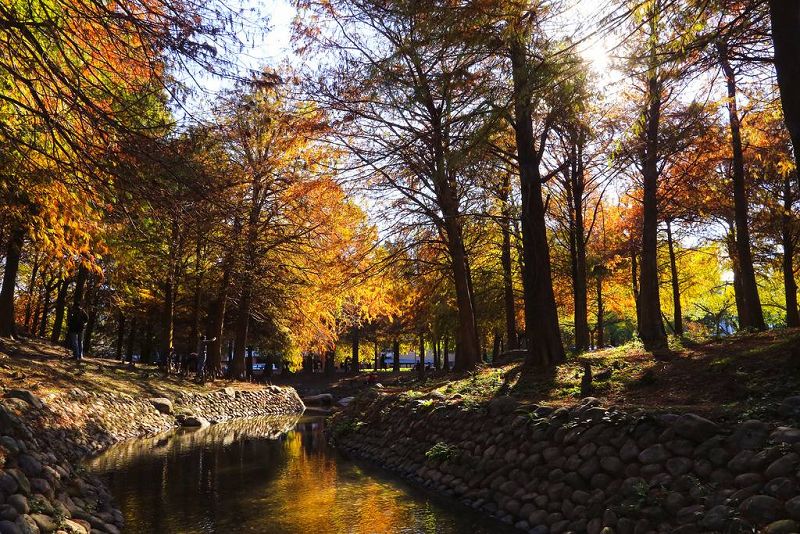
[331,392,800,534]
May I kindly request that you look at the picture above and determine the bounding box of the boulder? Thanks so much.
[739,495,784,524]
[771,427,800,444]
[779,397,800,419]
[2,392,42,410]
[0,520,21,534]
[729,420,770,450]
[765,453,799,479]
[763,520,800,534]
[29,514,55,533]
[180,415,209,428]
[147,398,173,415]
[638,444,669,464]
[673,414,719,443]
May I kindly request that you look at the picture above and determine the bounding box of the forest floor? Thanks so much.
[2,328,799,422]
[296,328,800,423]
[0,337,263,401]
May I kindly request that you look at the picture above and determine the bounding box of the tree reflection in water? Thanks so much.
[89,416,514,533]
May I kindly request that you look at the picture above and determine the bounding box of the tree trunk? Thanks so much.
[50,279,70,343]
[0,227,25,338]
[665,220,684,336]
[23,254,40,331]
[500,173,518,350]
[161,275,176,359]
[443,216,480,371]
[116,312,126,361]
[351,325,360,373]
[37,276,54,338]
[71,263,88,312]
[596,270,604,348]
[418,333,425,380]
[209,219,239,377]
[31,269,48,335]
[83,282,98,354]
[232,284,252,379]
[782,172,800,327]
[392,338,400,373]
[443,332,450,371]
[189,238,203,354]
[509,38,565,367]
[638,65,667,351]
[125,316,138,365]
[433,336,441,370]
[207,264,231,377]
[769,1,800,181]
[718,44,765,331]
[492,331,502,363]
[568,142,590,352]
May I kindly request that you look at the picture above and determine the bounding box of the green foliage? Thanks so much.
[425,442,458,463]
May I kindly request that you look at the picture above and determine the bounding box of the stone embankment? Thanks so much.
[0,385,304,534]
[331,392,800,533]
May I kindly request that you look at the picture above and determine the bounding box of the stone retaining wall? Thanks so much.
[0,385,304,534]
[331,392,800,534]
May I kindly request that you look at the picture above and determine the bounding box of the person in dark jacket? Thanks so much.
[66,307,89,360]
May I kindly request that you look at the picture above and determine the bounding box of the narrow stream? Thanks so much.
[88,416,514,533]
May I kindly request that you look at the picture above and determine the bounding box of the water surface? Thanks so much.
[88,415,514,533]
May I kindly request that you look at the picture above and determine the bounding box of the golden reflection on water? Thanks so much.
[89,416,511,534]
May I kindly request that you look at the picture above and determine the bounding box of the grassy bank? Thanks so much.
[364,328,800,422]
[0,337,263,401]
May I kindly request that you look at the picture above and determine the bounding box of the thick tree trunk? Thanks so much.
[232,284,252,379]
[500,174,518,350]
[207,263,231,377]
[443,217,480,371]
[769,2,800,180]
[665,220,683,336]
[50,279,70,343]
[509,39,565,367]
[718,45,765,331]
[351,325,360,373]
[638,69,667,351]
[568,143,590,352]
[596,270,604,348]
[0,227,24,338]
[782,173,800,327]
[71,264,88,311]
[392,338,400,373]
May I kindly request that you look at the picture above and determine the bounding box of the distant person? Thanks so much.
[196,333,216,382]
[66,306,89,361]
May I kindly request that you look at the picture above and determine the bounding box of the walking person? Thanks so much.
[195,333,216,383]
[66,306,89,361]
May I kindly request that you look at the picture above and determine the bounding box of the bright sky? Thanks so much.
[180,0,621,115]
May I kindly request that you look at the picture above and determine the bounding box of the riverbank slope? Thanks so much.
[0,337,304,534]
